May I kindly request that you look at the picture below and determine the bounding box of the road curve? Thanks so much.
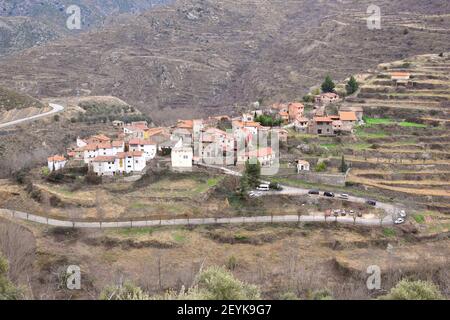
[0,208,393,229]
[0,103,64,129]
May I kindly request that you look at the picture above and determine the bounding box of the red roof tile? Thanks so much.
[48,155,66,162]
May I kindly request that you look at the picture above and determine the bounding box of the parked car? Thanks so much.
[357,212,363,217]
[308,189,320,195]
[339,193,349,200]
[366,200,377,206]
[395,218,405,225]
[333,210,340,217]
[324,192,335,198]
[399,210,407,218]
[256,184,270,191]
[269,182,283,191]
[341,210,347,216]
[249,191,262,198]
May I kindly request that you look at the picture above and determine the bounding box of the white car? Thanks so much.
[249,191,262,198]
[394,218,405,225]
[256,184,270,191]
[339,193,349,200]
[399,210,407,218]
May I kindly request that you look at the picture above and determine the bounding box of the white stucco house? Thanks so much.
[129,138,157,161]
[91,151,146,176]
[91,156,117,176]
[296,160,310,172]
[237,147,275,167]
[48,155,67,172]
[171,139,193,170]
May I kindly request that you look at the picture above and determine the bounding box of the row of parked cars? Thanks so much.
[308,190,378,206]
[329,209,363,218]
[249,183,283,198]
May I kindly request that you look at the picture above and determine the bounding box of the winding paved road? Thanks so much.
[0,208,393,229]
[0,103,64,129]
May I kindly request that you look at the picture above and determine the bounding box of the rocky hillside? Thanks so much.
[0,0,171,56]
[0,0,449,123]
[0,86,44,111]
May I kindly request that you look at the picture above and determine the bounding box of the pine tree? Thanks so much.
[340,155,348,173]
[244,160,261,188]
[346,76,359,95]
[321,75,336,93]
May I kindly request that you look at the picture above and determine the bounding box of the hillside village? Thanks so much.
[47,89,364,177]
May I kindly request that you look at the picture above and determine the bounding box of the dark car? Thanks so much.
[324,192,335,198]
[366,200,377,206]
[308,189,320,195]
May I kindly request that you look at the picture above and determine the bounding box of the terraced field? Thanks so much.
[342,53,450,212]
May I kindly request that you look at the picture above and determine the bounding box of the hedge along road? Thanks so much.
[0,103,64,129]
[0,208,394,229]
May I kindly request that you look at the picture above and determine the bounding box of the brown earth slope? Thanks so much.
[0,0,449,123]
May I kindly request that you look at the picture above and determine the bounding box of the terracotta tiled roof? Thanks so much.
[129,138,156,146]
[92,156,116,163]
[83,144,98,151]
[48,155,66,162]
[314,117,333,122]
[97,142,112,149]
[125,125,146,132]
[91,134,110,142]
[112,140,124,147]
[243,121,261,128]
[116,151,144,159]
[177,120,194,129]
[339,111,357,121]
[247,147,273,157]
[390,72,410,77]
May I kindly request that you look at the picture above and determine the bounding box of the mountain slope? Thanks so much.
[0,85,44,111]
[0,0,449,123]
[0,0,171,56]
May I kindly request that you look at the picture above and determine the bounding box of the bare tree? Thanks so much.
[0,220,36,285]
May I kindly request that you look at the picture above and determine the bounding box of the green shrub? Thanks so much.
[315,162,327,172]
[226,256,238,271]
[194,266,260,300]
[0,255,21,300]
[413,214,425,224]
[100,282,150,300]
[380,279,443,300]
[41,167,50,177]
[383,228,396,237]
[311,289,333,300]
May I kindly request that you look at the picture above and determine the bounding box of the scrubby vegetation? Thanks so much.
[381,279,444,300]
[74,100,152,124]
[0,255,21,300]
[0,86,44,111]
[100,266,261,300]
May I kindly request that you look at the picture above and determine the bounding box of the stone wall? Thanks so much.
[276,167,348,187]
